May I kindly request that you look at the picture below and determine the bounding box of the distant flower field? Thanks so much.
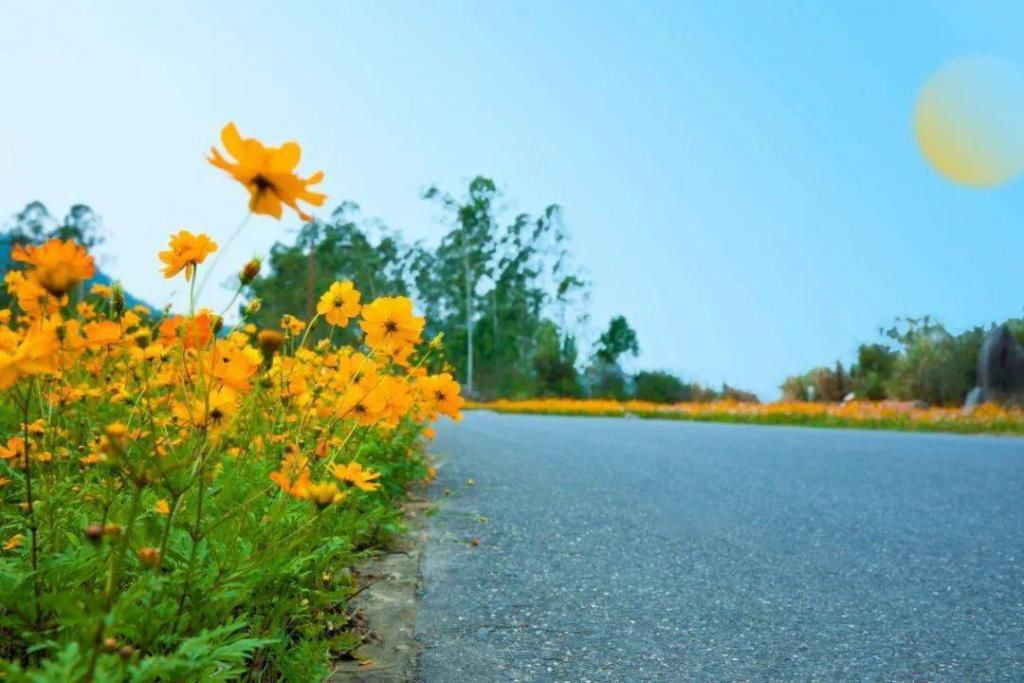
[468,399,1024,435]
[0,124,462,680]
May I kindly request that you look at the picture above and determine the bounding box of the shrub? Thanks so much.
[633,371,687,403]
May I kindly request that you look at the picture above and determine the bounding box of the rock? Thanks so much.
[963,386,985,413]
[976,324,1024,406]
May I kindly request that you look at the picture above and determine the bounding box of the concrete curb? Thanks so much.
[328,497,431,682]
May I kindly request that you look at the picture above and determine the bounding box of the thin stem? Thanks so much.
[196,211,252,298]
[20,386,41,627]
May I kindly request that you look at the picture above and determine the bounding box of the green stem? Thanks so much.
[196,212,252,298]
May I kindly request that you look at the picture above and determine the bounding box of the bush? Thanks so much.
[633,371,687,403]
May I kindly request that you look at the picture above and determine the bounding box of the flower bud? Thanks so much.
[85,523,104,542]
[137,547,161,568]
[240,258,262,285]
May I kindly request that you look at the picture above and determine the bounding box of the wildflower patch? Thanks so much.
[0,124,462,680]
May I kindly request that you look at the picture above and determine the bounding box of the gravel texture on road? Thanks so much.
[416,412,1024,682]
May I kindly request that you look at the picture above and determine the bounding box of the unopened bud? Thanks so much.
[240,258,262,285]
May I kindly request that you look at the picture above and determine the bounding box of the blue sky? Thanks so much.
[1,1,1022,398]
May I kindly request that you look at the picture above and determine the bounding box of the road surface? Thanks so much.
[416,412,1024,682]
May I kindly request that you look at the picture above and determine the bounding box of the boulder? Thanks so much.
[970,324,1024,406]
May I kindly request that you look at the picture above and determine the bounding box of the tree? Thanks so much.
[633,371,687,403]
[850,343,897,400]
[532,320,582,397]
[245,203,416,343]
[416,178,588,399]
[595,315,639,365]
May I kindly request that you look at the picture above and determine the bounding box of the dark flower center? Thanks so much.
[252,175,275,192]
[384,319,398,334]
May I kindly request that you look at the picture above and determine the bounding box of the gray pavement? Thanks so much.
[415,411,1024,682]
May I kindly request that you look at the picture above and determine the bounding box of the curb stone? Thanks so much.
[328,497,431,682]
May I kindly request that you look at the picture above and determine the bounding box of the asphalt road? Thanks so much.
[415,412,1024,682]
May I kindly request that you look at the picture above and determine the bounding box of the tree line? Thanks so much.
[782,316,1024,406]
[1,185,760,403]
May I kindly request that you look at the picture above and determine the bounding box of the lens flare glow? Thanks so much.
[914,55,1024,187]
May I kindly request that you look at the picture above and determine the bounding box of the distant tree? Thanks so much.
[885,317,982,405]
[245,202,416,344]
[633,370,687,403]
[416,177,587,398]
[850,343,898,400]
[532,320,582,397]
[595,315,639,365]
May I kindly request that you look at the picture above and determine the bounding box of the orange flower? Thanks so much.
[11,238,96,296]
[159,313,214,350]
[0,436,25,462]
[331,461,382,492]
[296,480,346,508]
[82,321,124,348]
[3,534,24,552]
[358,297,424,359]
[4,271,64,318]
[172,388,237,433]
[280,315,305,336]
[417,373,464,420]
[0,322,60,391]
[269,451,311,497]
[317,281,361,327]
[208,122,326,221]
[159,230,217,281]
[206,342,260,391]
[154,499,171,515]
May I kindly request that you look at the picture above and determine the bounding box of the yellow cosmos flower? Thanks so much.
[331,461,382,492]
[417,372,465,420]
[0,322,60,391]
[159,230,218,281]
[172,388,238,432]
[11,238,96,297]
[0,436,25,462]
[3,534,24,552]
[269,451,311,497]
[154,499,171,515]
[280,314,305,336]
[297,480,347,508]
[316,281,361,327]
[358,296,424,359]
[4,271,64,318]
[82,321,124,348]
[208,122,326,221]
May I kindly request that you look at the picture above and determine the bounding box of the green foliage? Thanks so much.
[246,202,415,343]
[633,371,688,403]
[850,343,898,400]
[785,315,1024,406]
[247,178,590,400]
[884,317,983,405]
[532,321,582,397]
[781,364,849,402]
[595,315,639,365]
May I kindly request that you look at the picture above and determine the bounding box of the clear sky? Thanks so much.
[1,1,1022,399]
